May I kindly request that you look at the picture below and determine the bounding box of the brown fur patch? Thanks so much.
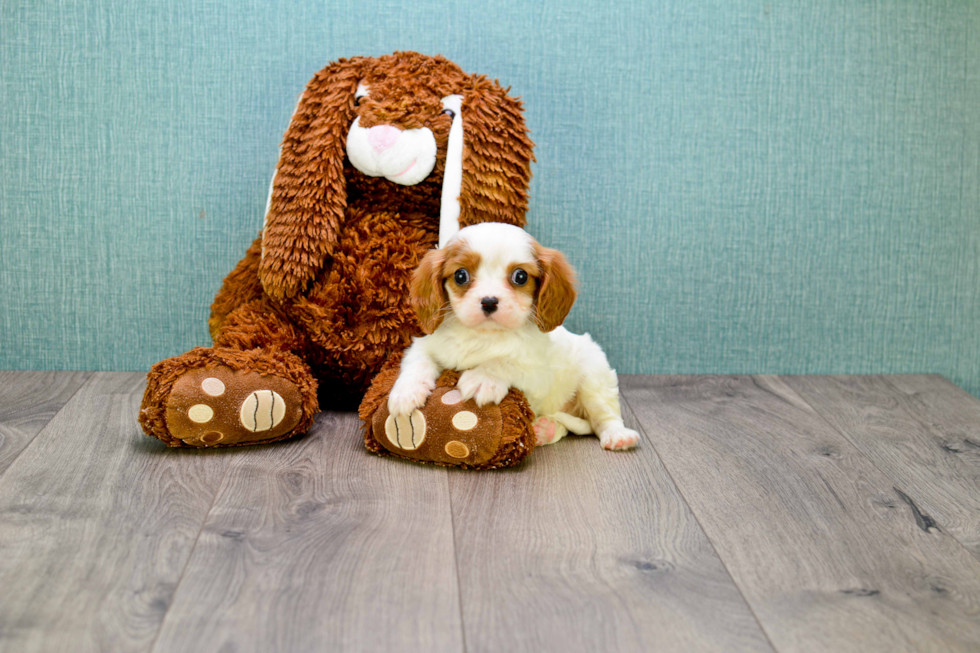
[410,248,449,334]
[443,246,482,299]
[507,261,539,300]
[533,243,578,332]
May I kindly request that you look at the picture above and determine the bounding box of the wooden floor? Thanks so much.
[1,373,979,652]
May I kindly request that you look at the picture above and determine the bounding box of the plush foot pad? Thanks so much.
[372,387,504,467]
[164,366,304,447]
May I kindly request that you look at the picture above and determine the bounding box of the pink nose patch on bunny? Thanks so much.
[367,125,400,152]
[346,117,437,186]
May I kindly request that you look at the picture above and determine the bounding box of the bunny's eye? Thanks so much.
[354,83,369,107]
[443,108,456,119]
[453,269,469,285]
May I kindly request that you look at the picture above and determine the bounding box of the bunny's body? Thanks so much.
[139,52,537,466]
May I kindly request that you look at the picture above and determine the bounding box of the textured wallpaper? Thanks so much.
[1,0,978,396]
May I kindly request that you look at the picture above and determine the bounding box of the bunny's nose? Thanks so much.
[367,125,401,153]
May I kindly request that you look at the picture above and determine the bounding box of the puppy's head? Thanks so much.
[411,223,577,334]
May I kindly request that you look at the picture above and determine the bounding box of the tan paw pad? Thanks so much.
[239,390,286,432]
[201,377,225,396]
[384,410,427,450]
[441,389,463,405]
[451,410,478,431]
[187,404,214,424]
[201,431,224,445]
[444,441,470,458]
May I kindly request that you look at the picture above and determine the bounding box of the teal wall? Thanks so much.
[2,1,978,396]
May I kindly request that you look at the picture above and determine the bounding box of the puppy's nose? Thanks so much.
[481,296,499,314]
[367,125,400,153]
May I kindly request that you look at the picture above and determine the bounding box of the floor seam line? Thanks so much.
[447,468,469,653]
[0,370,95,482]
[147,455,232,653]
[620,383,781,653]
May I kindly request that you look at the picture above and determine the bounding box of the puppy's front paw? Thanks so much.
[388,380,434,417]
[457,370,509,407]
[599,426,640,451]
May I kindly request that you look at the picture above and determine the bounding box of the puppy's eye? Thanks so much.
[510,269,529,286]
[442,108,456,119]
[453,268,470,285]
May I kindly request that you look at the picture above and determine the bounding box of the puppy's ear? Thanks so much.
[259,57,364,301]
[453,78,535,233]
[411,248,449,334]
[534,245,577,332]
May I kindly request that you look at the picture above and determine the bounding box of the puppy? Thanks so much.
[388,223,640,451]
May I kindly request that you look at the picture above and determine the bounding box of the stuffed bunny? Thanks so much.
[139,52,537,468]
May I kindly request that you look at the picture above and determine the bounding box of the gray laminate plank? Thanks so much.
[151,412,463,653]
[784,375,980,561]
[0,371,91,476]
[0,372,229,653]
[448,400,774,653]
[621,374,980,653]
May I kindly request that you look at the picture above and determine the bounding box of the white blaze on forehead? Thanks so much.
[453,223,535,270]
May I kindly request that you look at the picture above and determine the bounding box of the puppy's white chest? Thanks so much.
[427,323,576,415]
[433,324,541,370]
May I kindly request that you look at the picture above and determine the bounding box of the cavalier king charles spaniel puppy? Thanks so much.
[388,223,640,451]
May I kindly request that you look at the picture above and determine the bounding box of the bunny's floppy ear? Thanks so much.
[259,58,364,301]
[438,76,535,247]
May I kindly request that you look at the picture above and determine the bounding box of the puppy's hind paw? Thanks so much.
[599,426,640,451]
[533,416,557,445]
[533,416,570,446]
[457,370,509,407]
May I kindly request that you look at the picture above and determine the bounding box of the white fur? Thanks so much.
[389,224,640,451]
[439,95,464,248]
[346,117,437,186]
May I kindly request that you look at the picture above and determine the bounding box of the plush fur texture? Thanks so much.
[388,223,641,451]
[139,52,536,453]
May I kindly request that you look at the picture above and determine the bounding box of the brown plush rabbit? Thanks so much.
[139,52,537,469]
